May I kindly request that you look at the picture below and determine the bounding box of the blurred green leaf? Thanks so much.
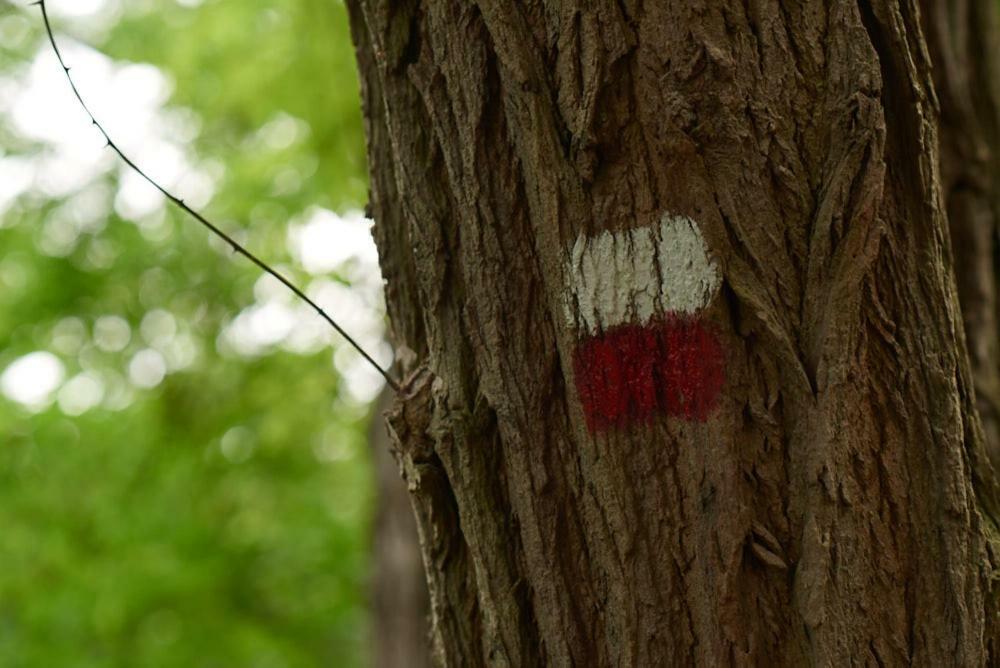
[0,1,378,666]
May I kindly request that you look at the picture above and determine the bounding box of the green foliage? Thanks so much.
[0,1,377,665]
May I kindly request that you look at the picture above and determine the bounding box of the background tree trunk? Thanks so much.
[370,388,430,668]
[921,0,1000,472]
[350,1,1000,665]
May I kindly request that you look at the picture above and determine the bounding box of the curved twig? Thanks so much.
[31,0,400,391]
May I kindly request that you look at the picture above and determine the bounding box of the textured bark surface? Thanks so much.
[350,1,1000,665]
[921,0,1000,471]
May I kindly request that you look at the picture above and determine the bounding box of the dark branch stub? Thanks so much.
[32,0,400,392]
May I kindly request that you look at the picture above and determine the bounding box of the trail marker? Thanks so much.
[565,214,724,431]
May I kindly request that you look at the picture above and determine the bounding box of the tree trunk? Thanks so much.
[920,0,1000,472]
[349,1,1000,665]
[370,388,431,667]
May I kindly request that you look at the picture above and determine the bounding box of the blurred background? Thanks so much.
[0,0,407,664]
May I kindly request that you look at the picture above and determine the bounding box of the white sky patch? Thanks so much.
[564,213,722,334]
[48,0,115,19]
[1,351,65,410]
[0,156,34,215]
[115,169,165,221]
[13,45,117,168]
[13,51,171,158]
[221,301,298,357]
[253,272,293,303]
[218,211,390,402]
[1,35,208,229]
[287,208,379,275]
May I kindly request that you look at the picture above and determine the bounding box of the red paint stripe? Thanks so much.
[572,316,725,432]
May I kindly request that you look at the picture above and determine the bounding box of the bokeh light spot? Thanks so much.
[128,349,166,388]
[94,315,132,352]
[57,372,105,416]
[1,351,65,409]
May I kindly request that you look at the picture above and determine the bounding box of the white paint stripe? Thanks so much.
[564,213,721,333]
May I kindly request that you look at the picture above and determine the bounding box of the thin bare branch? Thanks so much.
[31,0,400,392]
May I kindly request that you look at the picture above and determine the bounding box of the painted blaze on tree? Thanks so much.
[564,213,724,430]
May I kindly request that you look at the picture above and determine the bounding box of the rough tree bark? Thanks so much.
[350,1,1000,665]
